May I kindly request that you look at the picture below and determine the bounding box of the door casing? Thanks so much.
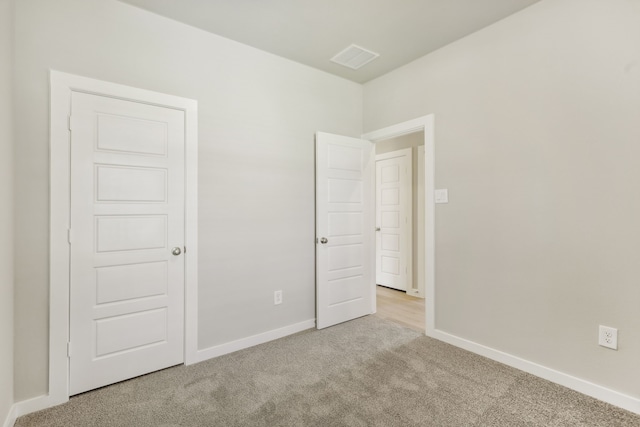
[49,70,199,406]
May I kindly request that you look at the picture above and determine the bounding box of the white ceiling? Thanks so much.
[119,0,541,83]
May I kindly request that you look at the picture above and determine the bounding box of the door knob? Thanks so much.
[172,247,182,256]
[376,227,381,231]
[320,237,328,244]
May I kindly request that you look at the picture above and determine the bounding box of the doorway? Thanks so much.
[316,115,434,335]
[374,132,425,332]
[362,115,435,336]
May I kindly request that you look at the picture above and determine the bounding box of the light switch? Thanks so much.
[435,189,448,204]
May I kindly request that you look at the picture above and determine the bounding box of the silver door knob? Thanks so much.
[320,237,328,244]
[172,247,182,256]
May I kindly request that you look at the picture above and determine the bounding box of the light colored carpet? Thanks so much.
[16,316,640,426]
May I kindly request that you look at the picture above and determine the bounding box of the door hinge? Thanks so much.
[67,342,72,358]
[67,228,72,244]
[184,246,187,254]
[68,115,72,131]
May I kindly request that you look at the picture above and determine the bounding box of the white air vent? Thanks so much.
[330,44,379,70]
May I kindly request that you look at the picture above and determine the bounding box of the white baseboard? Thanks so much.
[3,394,56,427]
[430,329,640,415]
[2,404,16,427]
[191,319,316,364]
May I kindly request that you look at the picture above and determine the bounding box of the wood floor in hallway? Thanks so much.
[374,285,425,333]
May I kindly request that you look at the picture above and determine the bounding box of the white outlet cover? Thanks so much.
[598,325,618,350]
[435,189,448,204]
[274,290,283,305]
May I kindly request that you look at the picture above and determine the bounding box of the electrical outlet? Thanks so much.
[274,290,283,305]
[598,325,618,350]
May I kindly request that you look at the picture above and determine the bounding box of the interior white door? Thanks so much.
[69,92,185,395]
[376,150,411,291]
[316,132,374,329]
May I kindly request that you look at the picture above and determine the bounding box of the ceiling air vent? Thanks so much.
[330,44,379,70]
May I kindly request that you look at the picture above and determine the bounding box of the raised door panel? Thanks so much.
[95,308,168,357]
[95,261,168,304]
[96,113,168,156]
[96,216,167,252]
[96,165,167,202]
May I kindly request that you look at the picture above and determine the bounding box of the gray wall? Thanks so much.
[0,0,14,420]
[375,132,424,292]
[13,0,362,400]
[364,0,640,397]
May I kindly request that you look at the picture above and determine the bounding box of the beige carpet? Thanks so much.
[16,316,640,426]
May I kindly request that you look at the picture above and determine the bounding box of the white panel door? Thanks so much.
[376,150,411,291]
[316,132,374,329]
[69,92,185,395]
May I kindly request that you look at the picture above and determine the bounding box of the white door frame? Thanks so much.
[49,70,199,406]
[416,145,426,299]
[362,115,435,335]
